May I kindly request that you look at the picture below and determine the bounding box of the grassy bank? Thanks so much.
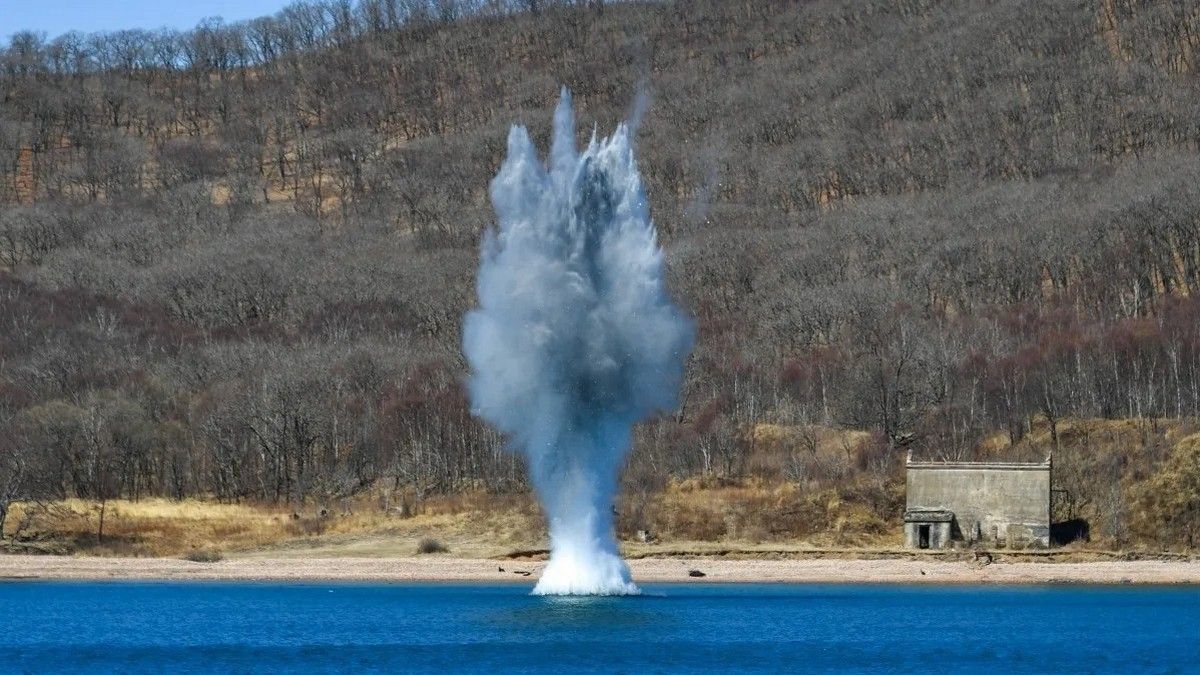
[1,493,543,559]
[2,488,903,560]
[3,417,1195,559]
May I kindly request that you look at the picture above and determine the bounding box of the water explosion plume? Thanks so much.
[463,90,694,595]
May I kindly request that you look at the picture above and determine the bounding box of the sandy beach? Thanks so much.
[1,555,1197,585]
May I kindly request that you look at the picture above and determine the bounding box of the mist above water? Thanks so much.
[463,89,694,595]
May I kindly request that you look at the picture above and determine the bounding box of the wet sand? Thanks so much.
[1,555,1197,585]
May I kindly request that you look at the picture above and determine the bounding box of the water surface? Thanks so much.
[2,582,1196,673]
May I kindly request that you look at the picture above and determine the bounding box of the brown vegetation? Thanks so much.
[182,548,224,563]
[416,537,449,554]
[1,0,1198,554]
[4,416,1196,557]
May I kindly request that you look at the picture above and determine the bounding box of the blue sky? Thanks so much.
[3,0,294,40]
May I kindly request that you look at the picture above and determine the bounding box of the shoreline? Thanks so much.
[1,555,1197,586]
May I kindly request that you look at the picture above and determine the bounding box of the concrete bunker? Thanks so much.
[903,509,953,549]
[904,453,1051,549]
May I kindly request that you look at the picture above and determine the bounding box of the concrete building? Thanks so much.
[904,453,1051,549]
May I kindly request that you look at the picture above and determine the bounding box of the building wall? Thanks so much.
[906,460,1051,547]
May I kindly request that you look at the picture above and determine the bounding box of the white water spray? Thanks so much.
[463,89,694,595]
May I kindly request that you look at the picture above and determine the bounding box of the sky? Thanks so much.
[3,0,295,40]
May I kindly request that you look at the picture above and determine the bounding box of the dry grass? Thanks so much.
[3,479,902,559]
[6,498,291,556]
[620,474,901,548]
[4,492,546,558]
[182,548,225,563]
[1128,431,1200,549]
[979,416,1192,459]
[748,424,872,480]
[4,418,1194,558]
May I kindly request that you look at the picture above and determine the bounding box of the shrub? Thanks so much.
[416,537,449,554]
[183,548,224,563]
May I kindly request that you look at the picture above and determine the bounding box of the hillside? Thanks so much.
[0,0,1198,550]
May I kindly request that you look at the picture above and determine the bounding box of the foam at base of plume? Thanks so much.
[532,550,640,596]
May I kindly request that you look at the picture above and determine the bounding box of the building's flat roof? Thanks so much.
[905,452,1050,471]
[906,461,1050,470]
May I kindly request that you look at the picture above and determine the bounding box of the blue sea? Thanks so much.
[0,582,1196,673]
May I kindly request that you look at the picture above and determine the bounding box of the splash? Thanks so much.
[463,89,694,596]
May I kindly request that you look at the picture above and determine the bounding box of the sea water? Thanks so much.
[0,582,1195,673]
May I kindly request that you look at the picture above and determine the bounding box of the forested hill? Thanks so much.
[1,1,1198,545]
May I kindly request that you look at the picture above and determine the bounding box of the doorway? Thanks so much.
[918,524,931,549]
